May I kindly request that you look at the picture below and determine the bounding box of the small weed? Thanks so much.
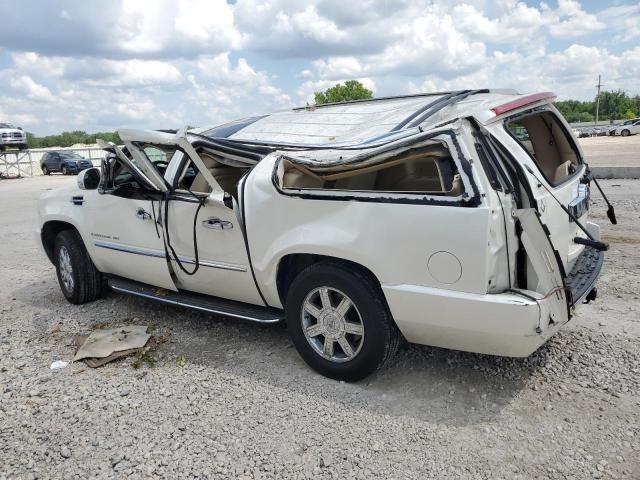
[132,346,156,369]
[176,353,186,368]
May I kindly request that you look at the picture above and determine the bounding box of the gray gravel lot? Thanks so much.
[1,175,639,479]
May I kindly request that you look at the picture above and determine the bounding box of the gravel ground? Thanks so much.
[1,175,639,480]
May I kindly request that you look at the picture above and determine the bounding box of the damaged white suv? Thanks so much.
[38,90,614,381]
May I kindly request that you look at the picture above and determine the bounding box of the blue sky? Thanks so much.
[0,0,639,135]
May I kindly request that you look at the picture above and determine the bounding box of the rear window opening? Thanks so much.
[278,145,464,198]
[506,111,582,186]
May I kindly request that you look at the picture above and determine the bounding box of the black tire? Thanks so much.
[41,165,49,175]
[54,229,102,305]
[621,129,630,137]
[62,165,69,175]
[285,262,401,381]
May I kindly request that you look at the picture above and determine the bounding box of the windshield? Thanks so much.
[0,123,16,129]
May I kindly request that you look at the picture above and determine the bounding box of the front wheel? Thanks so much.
[54,230,102,304]
[285,262,401,381]
[61,165,69,175]
[621,129,630,137]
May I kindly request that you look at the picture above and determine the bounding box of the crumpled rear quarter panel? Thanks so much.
[244,156,494,309]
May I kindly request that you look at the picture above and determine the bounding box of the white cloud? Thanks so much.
[544,0,606,38]
[1,0,639,135]
[9,75,55,101]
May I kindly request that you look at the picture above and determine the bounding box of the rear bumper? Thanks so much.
[383,284,564,357]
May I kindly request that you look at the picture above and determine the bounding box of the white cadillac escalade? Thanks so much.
[38,90,613,381]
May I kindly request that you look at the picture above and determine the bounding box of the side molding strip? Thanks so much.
[93,240,246,272]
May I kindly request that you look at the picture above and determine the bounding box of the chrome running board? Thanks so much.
[108,277,283,323]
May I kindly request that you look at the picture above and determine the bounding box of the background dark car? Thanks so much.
[40,151,93,175]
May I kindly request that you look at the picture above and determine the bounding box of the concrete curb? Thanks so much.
[591,166,640,179]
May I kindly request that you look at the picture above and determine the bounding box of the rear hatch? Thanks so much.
[502,106,589,270]
[483,95,604,308]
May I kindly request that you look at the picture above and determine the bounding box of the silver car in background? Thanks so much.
[0,122,28,150]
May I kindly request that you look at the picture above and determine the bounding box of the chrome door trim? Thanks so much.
[94,239,166,258]
[173,256,247,272]
[93,240,247,272]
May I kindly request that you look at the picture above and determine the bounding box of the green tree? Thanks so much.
[597,90,636,120]
[25,131,122,148]
[314,80,373,105]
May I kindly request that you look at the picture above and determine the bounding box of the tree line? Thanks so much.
[25,130,121,149]
[554,90,640,123]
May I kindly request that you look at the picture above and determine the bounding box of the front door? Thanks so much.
[84,142,176,290]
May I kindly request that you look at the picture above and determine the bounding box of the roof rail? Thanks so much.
[392,89,490,131]
[291,91,458,111]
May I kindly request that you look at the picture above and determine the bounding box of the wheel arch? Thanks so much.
[41,220,79,263]
[276,253,388,309]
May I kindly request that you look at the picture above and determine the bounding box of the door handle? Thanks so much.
[136,208,152,220]
[202,217,233,230]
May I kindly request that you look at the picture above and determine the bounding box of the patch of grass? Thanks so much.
[132,346,155,369]
[176,353,186,368]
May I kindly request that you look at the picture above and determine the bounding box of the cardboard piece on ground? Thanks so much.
[73,326,150,367]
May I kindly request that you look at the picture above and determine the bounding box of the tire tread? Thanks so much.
[55,229,102,304]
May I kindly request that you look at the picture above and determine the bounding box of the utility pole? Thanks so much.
[595,74,604,125]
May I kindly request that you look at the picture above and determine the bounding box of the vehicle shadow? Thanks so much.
[19,284,550,427]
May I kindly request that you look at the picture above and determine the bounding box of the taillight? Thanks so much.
[491,92,556,116]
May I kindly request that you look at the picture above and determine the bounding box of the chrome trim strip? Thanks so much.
[94,239,247,272]
[93,240,166,258]
[173,256,247,272]
[109,284,282,323]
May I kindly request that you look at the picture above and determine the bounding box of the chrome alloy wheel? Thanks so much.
[301,287,365,363]
[58,246,74,293]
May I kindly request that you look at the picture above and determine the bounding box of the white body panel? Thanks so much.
[39,187,176,290]
[38,90,605,359]
[245,155,494,305]
[164,197,263,305]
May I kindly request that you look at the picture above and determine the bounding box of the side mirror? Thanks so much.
[77,167,101,190]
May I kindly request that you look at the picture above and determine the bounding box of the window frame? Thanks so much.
[503,107,584,188]
[271,130,480,207]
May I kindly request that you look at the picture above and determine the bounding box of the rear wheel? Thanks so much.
[54,230,102,304]
[285,262,400,381]
[621,129,630,137]
[41,165,49,175]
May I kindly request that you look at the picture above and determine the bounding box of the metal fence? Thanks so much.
[0,146,166,178]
